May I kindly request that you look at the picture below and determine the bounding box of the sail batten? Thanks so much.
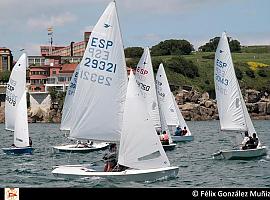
[70,2,128,141]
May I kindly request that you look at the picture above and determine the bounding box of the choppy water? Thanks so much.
[0,120,269,188]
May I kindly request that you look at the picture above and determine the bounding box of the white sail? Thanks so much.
[156,63,178,126]
[70,1,128,142]
[5,53,27,131]
[158,103,173,143]
[172,93,191,136]
[60,64,80,131]
[14,91,29,147]
[156,63,191,135]
[118,71,170,170]
[214,32,247,131]
[135,47,161,128]
[239,83,256,135]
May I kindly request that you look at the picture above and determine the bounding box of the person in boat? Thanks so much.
[174,126,182,136]
[29,137,32,147]
[112,164,129,172]
[253,133,259,148]
[241,131,250,150]
[76,140,85,148]
[251,133,259,149]
[86,140,93,148]
[182,127,188,136]
[103,143,117,172]
[243,135,255,150]
[161,131,169,145]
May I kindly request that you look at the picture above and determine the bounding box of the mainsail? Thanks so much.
[214,32,255,134]
[14,91,29,147]
[70,1,128,142]
[118,71,170,170]
[60,64,80,131]
[135,47,161,128]
[5,53,27,131]
[156,63,191,135]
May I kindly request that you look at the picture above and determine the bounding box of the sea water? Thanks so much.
[0,120,269,188]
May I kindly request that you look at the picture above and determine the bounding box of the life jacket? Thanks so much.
[163,133,169,141]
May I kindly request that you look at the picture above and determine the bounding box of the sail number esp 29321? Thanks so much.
[80,37,116,86]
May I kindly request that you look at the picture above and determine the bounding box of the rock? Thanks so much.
[257,102,267,114]
[181,103,195,111]
[267,103,270,115]
[201,92,209,100]
[246,89,260,103]
[204,100,213,108]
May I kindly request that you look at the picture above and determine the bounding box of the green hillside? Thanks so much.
[136,51,270,98]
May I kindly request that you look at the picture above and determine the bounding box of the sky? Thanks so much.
[1,0,270,60]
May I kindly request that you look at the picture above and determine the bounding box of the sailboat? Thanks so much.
[158,102,177,150]
[53,64,109,153]
[2,53,33,154]
[135,48,176,150]
[52,1,179,181]
[212,32,267,160]
[156,63,193,142]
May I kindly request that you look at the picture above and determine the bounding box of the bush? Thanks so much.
[257,69,268,77]
[151,57,163,72]
[151,39,194,56]
[124,47,144,58]
[245,69,255,78]
[126,58,140,69]
[235,67,243,80]
[165,56,199,78]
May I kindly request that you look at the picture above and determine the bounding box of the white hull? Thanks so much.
[212,146,267,160]
[171,135,194,142]
[53,142,109,153]
[52,165,179,182]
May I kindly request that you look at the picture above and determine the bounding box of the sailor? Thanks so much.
[103,143,117,172]
[241,131,250,150]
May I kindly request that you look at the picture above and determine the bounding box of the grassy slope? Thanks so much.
[151,51,270,95]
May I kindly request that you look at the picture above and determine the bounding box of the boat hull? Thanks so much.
[2,147,34,155]
[162,143,176,151]
[171,135,194,142]
[53,142,109,153]
[52,165,179,182]
[212,146,267,160]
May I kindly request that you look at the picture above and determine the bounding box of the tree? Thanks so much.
[151,57,163,72]
[151,39,194,56]
[257,69,268,77]
[0,71,11,82]
[124,47,143,58]
[246,68,255,78]
[199,37,241,52]
[165,56,199,78]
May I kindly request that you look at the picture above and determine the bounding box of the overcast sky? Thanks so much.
[1,0,270,60]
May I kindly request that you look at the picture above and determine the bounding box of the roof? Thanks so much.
[60,63,77,73]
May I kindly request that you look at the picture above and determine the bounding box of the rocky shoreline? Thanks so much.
[0,89,269,123]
